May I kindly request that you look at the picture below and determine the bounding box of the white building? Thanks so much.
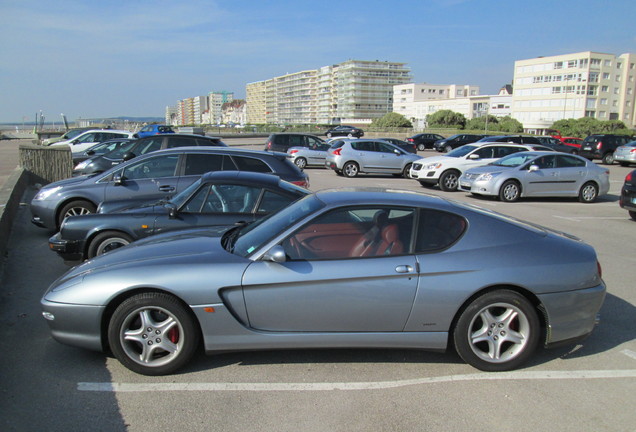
[512,51,636,133]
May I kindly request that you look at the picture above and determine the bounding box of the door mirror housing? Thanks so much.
[122,152,136,162]
[113,174,124,186]
[262,245,287,263]
[528,164,539,172]
[165,202,178,219]
[468,153,480,160]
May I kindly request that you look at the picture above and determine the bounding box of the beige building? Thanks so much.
[246,60,412,125]
[512,51,636,133]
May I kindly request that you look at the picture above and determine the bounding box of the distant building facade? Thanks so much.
[512,51,636,133]
[246,60,412,125]
[221,99,246,125]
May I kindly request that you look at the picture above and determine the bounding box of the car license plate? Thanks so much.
[583,146,592,151]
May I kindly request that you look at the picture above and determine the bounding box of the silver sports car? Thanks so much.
[459,151,610,202]
[41,188,605,375]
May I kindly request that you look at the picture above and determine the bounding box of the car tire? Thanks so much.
[417,143,426,151]
[629,210,636,221]
[444,145,453,153]
[499,180,521,202]
[57,200,97,228]
[453,289,540,371]
[294,157,307,170]
[402,163,413,178]
[578,182,598,203]
[602,152,615,165]
[438,170,460,192]
[108,292,200,376]
[619,162,629,167]
[88,231,133,259]
[343,162,359,178]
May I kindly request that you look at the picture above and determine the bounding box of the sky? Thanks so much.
[1,0,635,124]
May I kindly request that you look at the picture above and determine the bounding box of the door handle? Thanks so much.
[395,265,414,273]
[159,185,175,192]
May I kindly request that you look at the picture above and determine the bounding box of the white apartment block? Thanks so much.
[513,51,636,133]
[221,100,246,125]
[246,60,412,125]
[208,91,234,124]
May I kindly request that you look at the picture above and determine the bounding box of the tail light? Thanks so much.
[289,149,298,154]
[291,179,310,188]
[332,148,342,156]
[597,261,603,279]
[407,138,414,143]
[630,148,636,154]
[266,141,272,150]
[596,141,603,150]
[626,171,634,183]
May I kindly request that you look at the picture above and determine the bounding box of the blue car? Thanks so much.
[134,124,175,138]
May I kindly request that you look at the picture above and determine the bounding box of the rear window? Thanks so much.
[183,153,235,175]
[168,136,199,148]
[416,210,466,252]
[232,156,272,173]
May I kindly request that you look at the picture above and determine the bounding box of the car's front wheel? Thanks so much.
[417,143,426,151]
[602,152,615,165]
[453,290,540,371]
[438,170,460,192]
[499,180,521,202]
[402,163,413,178]
[629,210,636,221]
[444,145,453,153]
[57,200,96,228]
[342,161,359,177]
[294,157,307,170]
[108,292,200,376]
[578,182,598,203]
[88,231,133,259]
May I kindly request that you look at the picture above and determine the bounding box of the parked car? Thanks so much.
[50,129,135,155]
[536,136,578,154]
[557,137,584,149]
[73,134,226,176]
[579,134,632,165]
[287,142,332,169]
[40,188,606,375]
[325,139,420,177]
[264,133,326,152]
[378,137,416,153]
[433,134,487,152]
[72,138,136,166]
[619,169,636,220]
[458,151,610,203]
[43,128,94,146]
[406,133,445,151]
[49,171,310,263]
[614,140,636,167]
[30,147,309,230]
[133,124,175,138]
[476,135,542,145]
[325,125,364,138]
[410,143,545,192]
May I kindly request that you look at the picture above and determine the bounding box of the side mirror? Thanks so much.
[166,202,178,219]
[262,245,287,263]
[468,154,480,160]
[529,164,539,172]
[122,152,136,161]
[393,149,401,155]
[113,174,124,186]
[86,150,95,156]
[72,139,79,144]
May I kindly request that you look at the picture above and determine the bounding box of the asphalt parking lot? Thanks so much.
[1,137,635,431]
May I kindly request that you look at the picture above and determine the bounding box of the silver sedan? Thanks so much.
[459,151,610,202]
[287,142,332,169]
[614,140,636,167]
[41,188,605,375]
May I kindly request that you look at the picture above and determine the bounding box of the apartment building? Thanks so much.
[512,51,636,133]
[246,60,412,125]
[208,91,234,124]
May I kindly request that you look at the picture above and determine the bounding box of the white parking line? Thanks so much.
[621,349,636,360]
[554,215,627,222]
[77,369,636,392]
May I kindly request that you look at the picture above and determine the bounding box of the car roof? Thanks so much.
[199,170,286,185]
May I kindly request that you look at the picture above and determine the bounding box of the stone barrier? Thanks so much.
[19,143,73,184]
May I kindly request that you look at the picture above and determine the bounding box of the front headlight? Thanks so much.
[424,163,442,170]
[74,160,91,170]
[33,186,62,201]
[476,172,500,182]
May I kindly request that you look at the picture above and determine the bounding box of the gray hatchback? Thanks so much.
[31,147,309,230]
[325,139,421,177]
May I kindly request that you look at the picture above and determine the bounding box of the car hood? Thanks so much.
[43,174,95,189]
[464,165,516,175]
[414,155,458,164]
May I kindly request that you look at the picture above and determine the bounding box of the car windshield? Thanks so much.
[447,145,478,158]
[490,153,538,167]
[102,140,138,158]
[228,194,325,257]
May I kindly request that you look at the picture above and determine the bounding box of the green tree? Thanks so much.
[466,115,499,131]
[370,112,413,128]
[426,110,466,129]
[497,116,524,133]
[550,118,630,137]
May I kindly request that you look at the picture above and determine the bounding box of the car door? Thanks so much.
[305,137,327,165]
[70,132,100,154]
[103,153,181,203]
[241,206,418,332]
[374,141,405,172]
[554,154,588,195]
[522,154,561,196]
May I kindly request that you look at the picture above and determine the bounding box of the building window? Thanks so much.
[601,98,608,105]
[554,61,563,69]
[591,58,602,67]
[617,62,622,69]
[601,85,609,92]
[589,72,599,82]
[603,59,611,67]
[568,60,577,68]
[603,73,610,79]
[585,111,596,118]
[587,86,597,95]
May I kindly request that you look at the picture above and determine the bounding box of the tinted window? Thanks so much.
[232,156,272,173]
[375,142,397,153]
[306,136,324,148]
[122,154,179,180]
[351,141,374,151]
[183,153,235,175]
[415,210,466,252]
[557,155,586,168]
[533,155,557,169]
[257,190,295,214]
[288,135,305,147]
[135,137,164,155]
[168,136,198,148]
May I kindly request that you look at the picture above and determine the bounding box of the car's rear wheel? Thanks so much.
[57,200,96,228]
[439,170,460,192]
[88,231,133,258]
[294,157,307,170]
[108,292,200,376]
[347,133,353,138]
[343,162,359,177]
[453,290,540,371]
[402,163,413,178]
[417,143,426,151]
[499,180,521,202]
[444,145,453,153]
[629,210,636,221]
[578,182,598,203]
[602,152,615,165]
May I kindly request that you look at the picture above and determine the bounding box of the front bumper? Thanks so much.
[48,232,85,262]
[41,299,106,352]
[30,201,57,230]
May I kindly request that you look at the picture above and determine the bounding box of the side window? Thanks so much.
[181,184,212,213]
[135,137,163,155]
[282,207,415,260]
[306,137,322,149]
[375,142,396,153]
[352,141,373,151]
[533,155,556,169]
[167,137,197,148]
[183,153,233,175]
[288,135,304,147]
[77,133,96,143]
[257,191,295,214]
[232,156,272,173]
[497,146,521,158]
[213,184,260,213]
[122,155,179,180]
[556,155,585,168]
[474,147,495,159]
[415,210,466,252]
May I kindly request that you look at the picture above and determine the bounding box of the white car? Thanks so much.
[409,142,552,191]
[49,129,135,155]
